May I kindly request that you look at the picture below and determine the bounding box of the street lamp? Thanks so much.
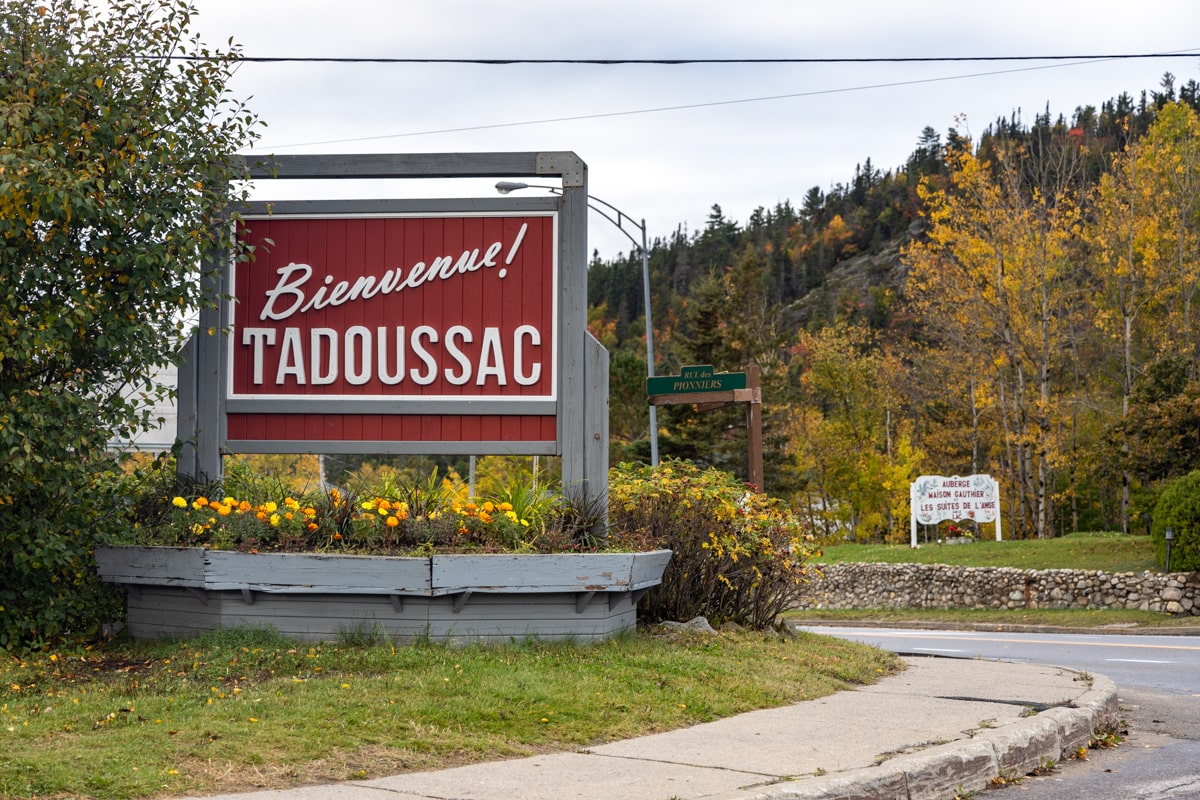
[1165,526,1175,573]
[496,181,659,465]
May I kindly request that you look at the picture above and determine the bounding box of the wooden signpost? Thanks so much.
[647,364,763,492]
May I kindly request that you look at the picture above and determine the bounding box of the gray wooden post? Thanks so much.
[194,258,224,483]
[555,155,590,495]
[177,262,224,484]
[175,332,198,481]
[584,332,610,530]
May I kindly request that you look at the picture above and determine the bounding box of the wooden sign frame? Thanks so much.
[648,364,763,491]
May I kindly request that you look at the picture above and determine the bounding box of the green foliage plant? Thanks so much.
[1151,470,1200,572]
[0,0,261,649]
[607,458,818,629]
[123,460,600,556]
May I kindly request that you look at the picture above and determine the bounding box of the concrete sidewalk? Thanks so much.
[179,657,1118,800]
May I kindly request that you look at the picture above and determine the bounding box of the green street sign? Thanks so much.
[647,365,747,396]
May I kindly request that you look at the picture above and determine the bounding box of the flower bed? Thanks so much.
[95,546,672,643]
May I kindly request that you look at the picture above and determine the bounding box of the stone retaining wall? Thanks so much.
[798,562,1200,616]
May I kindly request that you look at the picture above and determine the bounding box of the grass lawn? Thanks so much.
[817,532,1159,574]
[0,626,900,800]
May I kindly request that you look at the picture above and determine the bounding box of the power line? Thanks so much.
[188,52,1200,65]
[257,55,1190,150]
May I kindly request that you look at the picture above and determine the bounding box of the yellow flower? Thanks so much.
[171,496,188,508]
[360,500,376,511]
[269,513,281,527]
[217,504,232,516]
[498,502,513,512]
[222,496,236,507]
[263,502,278,513]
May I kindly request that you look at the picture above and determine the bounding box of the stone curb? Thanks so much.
[793,618,1200,636]
[714,669,1119,800]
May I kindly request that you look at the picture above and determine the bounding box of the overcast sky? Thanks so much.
[189,0,1200,261]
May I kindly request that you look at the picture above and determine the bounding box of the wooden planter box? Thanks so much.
[95,546,671,643]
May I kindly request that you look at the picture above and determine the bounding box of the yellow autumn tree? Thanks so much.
[905,138,1085,539]
[785,323,922,541]
[1134,103,1200,369]
[1089,102,1200,529]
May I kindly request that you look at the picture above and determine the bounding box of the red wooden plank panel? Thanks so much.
[226,414,555,442]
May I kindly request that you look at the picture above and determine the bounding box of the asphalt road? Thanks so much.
[795,627,1200,695]
[798,626,1200,799]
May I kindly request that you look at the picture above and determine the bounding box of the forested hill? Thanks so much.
[588,73,1200,542]
[590,77,1200,349]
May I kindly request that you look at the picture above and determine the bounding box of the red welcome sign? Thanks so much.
[176,153,599,485]
[230,214,557,401]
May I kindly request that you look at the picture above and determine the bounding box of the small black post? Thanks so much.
[1164,526,1175,574]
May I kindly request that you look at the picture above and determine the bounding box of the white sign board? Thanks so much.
[909,474,1001,547]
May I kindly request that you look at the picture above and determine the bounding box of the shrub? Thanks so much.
[1152,470,1200,572]
[0,0,258,651]
[607,459,817,629]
